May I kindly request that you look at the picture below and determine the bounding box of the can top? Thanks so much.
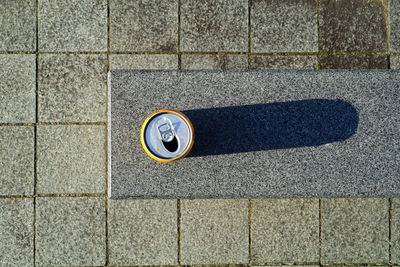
[143,110,193,160]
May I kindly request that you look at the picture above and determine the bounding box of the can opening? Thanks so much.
[162,136,178,152]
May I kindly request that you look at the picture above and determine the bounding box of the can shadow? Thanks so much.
[183,99,358,157]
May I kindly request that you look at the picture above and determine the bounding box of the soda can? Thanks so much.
[140,109,195,163]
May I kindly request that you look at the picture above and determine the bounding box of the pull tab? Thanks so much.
[156,117,179,152]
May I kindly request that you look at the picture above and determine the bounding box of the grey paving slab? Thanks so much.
[320,55,388,69]
[0,0,36,51]
[35,197,106,266]
[392,198,400,263]
[0,54,36,123]
[182,54,248,70]
[251,199,319,263]
[319,0,387,52]
[110,0,178,52]
[181,0,248,52]
[251,0,317,53]
[251,56,317,69]
[0,127,34,196]
[109,70,400,198]
[321,198,389,263]
[108,199,177,265]
[38,54,107,122]
[0,198,34,266]
[390,0,400,52]
[391,56,400,69]
[37,125,106,194]
[38,0,107,51]
[110,54,178,69]
[180,199,248,264]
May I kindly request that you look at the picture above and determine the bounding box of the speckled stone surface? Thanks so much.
[320,55,388,69]
[180,199,248,264]
[110,54,178,69]
[110,0,178,52]
[0,54,36,123]
[392,198,400,262]
[391,56,400,69]
[109,70,400,198]
[182,54,248,69]
[0,199,34,266]
[251,0,317,53]
[251,199,319,262]
[38,54,107,122]
[390,0,400,52]
[321,198,389,263]
[251,55,317,69]
[35,197,106,266]
[319,0,387,52]
[108,199,177,265]
[181,0,248,52]
[0,127,34,195]
[38,0,107,51]
[0,0,36,51]
[37,125,106,194]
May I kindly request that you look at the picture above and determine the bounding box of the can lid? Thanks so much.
[143,110,193,160]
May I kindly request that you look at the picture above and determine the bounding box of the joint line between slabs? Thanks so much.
[177,199,182,264]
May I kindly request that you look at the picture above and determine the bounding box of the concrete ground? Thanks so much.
[0,0,399,266]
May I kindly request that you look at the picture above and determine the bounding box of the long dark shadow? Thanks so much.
[183,99,358,157]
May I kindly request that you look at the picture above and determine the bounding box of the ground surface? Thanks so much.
[0,0,399,266]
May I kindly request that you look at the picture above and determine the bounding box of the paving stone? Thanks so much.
[181,0,248,52]
[319,0,387,52]
[35,197,106,266]
[110,54,178,69]
[251,55,317,69]
[110,0,178,52]
[321,198,389,263]
[0,199,34,266]
[0,0,36,51]
[392,198,400,262]
[320,55,388,69]
[182,54,248,69]
[37,125,106,194]
[391,56,400,69]
[251,199,319,263]
[181,199,248,264]
[38,0,107,51]
[0,127,34,196]
[0,54,36,123]
[38,54,107,122]
[390,0,400,51]
[251,0,317,53]
[108,199,177,265]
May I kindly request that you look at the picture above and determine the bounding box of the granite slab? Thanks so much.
[108,70,400,198]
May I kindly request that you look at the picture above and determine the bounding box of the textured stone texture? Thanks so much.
[108,199,177,265]
[181,199,248,264]
[35,197,106,266]
[319,0,387,52]
[110,70,400,198]
[0,198,34,266]
[38,0,107,51]
[390,0,400,51]
[182,54,248,69]
[392,198,400,262]
[110,0,178,52]
[320,55,388,69]
[251,199,319,262]
[321,198,389,263]
[0,54,36,123]
[37,125,106,194]
[391,56,400,69]
[251,56,317,69]
[0,0,36,51]
[110,54,178,69]
[38,54,107,122]
[0,127,34,195]
[181,0,248,52]
[251,0,317,52]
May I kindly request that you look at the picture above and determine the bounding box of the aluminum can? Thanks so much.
[140,109,194,162]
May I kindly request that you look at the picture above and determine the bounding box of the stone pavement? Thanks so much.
[0,0,399,266]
